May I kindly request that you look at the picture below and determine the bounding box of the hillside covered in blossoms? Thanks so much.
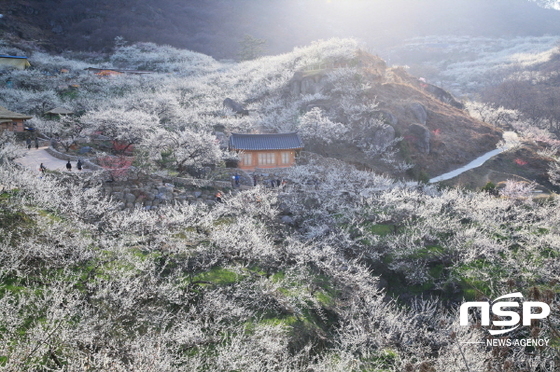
[1,35,560,371]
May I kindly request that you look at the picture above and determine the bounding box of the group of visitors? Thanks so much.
[252,174,285,188]
[267,179,285,188]
[26,137,39,150]
[40,159,84,174]
[65,159,83,171]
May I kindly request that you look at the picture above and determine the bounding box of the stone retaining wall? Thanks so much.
[102,180,224,210]
[100,172,291,210]
[45,146,292,210]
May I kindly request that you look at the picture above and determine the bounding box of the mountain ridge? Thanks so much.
[1,0,560,59]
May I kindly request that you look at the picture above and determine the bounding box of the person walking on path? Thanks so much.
[77,159,83,171]
[215,191,224,203]
[234,173,240,187]
[26,138,31,150]
[39,163,46,174]
[34,138,39,149]
[66,160,72,171]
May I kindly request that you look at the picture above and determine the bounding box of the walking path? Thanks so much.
[14,146,87,173]
[399,132,518,187]
[427,131,519,184]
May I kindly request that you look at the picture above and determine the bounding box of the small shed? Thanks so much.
[229,132,304,171]
[0,106,32,132]
[45,107,74,119]
[0,55,31,70]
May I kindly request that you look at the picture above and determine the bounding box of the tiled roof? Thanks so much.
[46,107,74,115]
[0,106,32,120]
[229,132,304,151]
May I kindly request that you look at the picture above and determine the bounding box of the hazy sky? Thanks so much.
[239,0,560,58]
[4,0,560,58]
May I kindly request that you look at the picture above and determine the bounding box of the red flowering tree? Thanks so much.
[98,155,134,181]
[83,109,156,155]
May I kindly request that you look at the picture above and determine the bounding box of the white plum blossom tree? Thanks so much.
[1,37,559,372]
[82,108,158,154]
[142,127,224,174]
[297,107,349,145]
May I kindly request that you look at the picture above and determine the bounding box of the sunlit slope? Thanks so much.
[192,41,502,179]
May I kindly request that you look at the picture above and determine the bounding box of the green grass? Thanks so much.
[37,209,64,223]
[315,290,335,307]
[0,189,19,201]
[368,224,394,236]
[129,247,163,262]
[0,209,34,230]
[257,316,299,328]
[453,259,506,300]
[243,266,267,277]
[191,267,241,286]
[0,208,36,244]
[359,348,399,371]
[270,271,285,282]
[406,245,445,259]
[428,264,444,279]
[213,217,235,226]
[0,276,26,296]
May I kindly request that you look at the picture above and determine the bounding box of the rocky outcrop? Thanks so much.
[407,123,431,154]
[407,102,427,125]
[370,124,396,149]
[378,110,398,126]
[304,99,335,112]
[290,71,330,96]
[423,83,464,109]
[223,98,249,116]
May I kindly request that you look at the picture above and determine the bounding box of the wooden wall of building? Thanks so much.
[237,150,297,171]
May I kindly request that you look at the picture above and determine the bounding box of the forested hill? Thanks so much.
[0,38,501,179]
[2,0,560,59]
[2,38,560,372]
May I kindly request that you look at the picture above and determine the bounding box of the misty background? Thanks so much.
[1,0,560,59]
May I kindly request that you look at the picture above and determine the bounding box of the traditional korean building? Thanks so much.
[45,107,74,119]
[229,132,304,171]
[0,106,32,132]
